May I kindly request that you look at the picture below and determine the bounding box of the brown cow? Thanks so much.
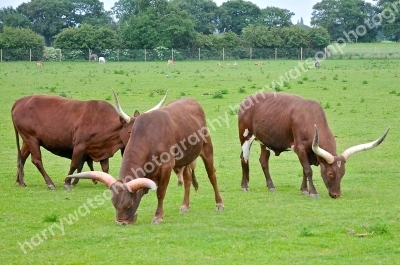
[238,92,389,198]
[69,95,224,225]
[12,92,167,190]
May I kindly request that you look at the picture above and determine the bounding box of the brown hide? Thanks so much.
[238,92,387,198]
[114,98,224,224]
[12,95,131,189]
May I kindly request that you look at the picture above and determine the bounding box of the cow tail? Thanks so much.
[191,169,199,192]
[14,125,23,182]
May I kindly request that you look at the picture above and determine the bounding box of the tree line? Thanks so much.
[0,0,398,53]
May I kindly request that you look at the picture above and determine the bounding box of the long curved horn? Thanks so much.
[144,90,169,113]
[125,178,157,193]
[341,126,390,161]
[312,125,335,164]
[112,89,131,123]
[68,171,117,188]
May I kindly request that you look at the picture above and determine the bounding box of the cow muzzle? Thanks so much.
[116,213,138,225]
[329,192,341,199]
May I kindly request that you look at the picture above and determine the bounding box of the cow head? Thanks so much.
[112,89,168,145]
[69,172,157,225]
[312,125,390,198]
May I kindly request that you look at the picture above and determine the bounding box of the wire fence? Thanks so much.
[1,46,400,62]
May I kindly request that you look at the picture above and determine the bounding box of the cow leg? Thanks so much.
[296,149,318,198]
[200,140,224,211]
[240,135,255,191]
[71,155,87,186]
[25,139,56,189]
[259,146,275,192]
[152,168,172,224]
[64,148,86,189]
[180,166,192,213]
[15,142,30,187]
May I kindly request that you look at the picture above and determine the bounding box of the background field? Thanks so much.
[0,57,399,264]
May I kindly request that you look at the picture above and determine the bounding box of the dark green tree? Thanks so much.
[0,7,31,32]
[120,0,195,49]
[17,0,75,46]
[258,7,294,28]
[54,24,119,49]
[170,0,218,35]
[73,0,114,28]
[375,0,400,41]
[0,26,45,60]
[311,0,378,42]
[308,26,331,48]
[217,0,261,35]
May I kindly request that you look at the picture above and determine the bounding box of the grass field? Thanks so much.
[0,57,399,264]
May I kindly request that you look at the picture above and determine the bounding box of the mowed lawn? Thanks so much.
[0,58,399,264]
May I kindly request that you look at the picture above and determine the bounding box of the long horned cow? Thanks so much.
[238,92,389,198]
[11,91,167,189]
[69,92,225,225]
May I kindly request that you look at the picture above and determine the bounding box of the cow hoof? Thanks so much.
[151,217,163,224]
[301,190,309,196]
[216,204,225,211]
[242,187,250,192]
[180,206,189,213]
[268,188,276,192]
[309,194,319,198]
[63,184,72,190]
[18,183,27,188]
[48,184,56,190]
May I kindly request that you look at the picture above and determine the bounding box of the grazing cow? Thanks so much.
[69,95,225,225]
[99,57,106,64]
[167,59,174,65]
[238,92,389,198]
[90,54,98,61]
[12,92,168,189]
[315,60,321,69]
[36,61,44,67]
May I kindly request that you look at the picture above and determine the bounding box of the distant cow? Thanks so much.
[12,92,167,189]
[238,92,389,198]
[167,59,174,65]
[69,95,224,225]
[90,54,98,61]
[37,61,44,67]
[315,60,321,69]
[99,57,106,63]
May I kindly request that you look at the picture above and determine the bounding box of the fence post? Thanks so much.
[59,49,62,62]
[250,47,252,60]
[144,49,146,62]
[1,49,2,62]
[171,48,174,61]
[324,47,327,59]
[198,48,200,61]
[30,49,32,62]
[222,48,225,61]
[275,48,277,60]
[300,47,303,60]
[89,48,91,61]
[117,49,120,62]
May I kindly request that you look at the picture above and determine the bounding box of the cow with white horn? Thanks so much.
[69,92,224,225]
[238,92,389,198]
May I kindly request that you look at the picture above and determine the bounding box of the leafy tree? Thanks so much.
[73,0,115,28]
[170,0,218,35]
[54,24,119,49]
[375,0,400,41]
[280,26,309,48]
[17,0,76,46]
[120,0,196,49]
[0,7,31,32]
[0,26,45,60]
[242,24,282,48]
[308,26,331,48]
[217,0,261,35]
[258,7,294,28]
[112,0,140,22]
[311,0,378,42]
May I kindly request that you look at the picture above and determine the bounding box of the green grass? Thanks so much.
[0,59,399,264]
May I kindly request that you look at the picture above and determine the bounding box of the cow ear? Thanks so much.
[133,110,140,117]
